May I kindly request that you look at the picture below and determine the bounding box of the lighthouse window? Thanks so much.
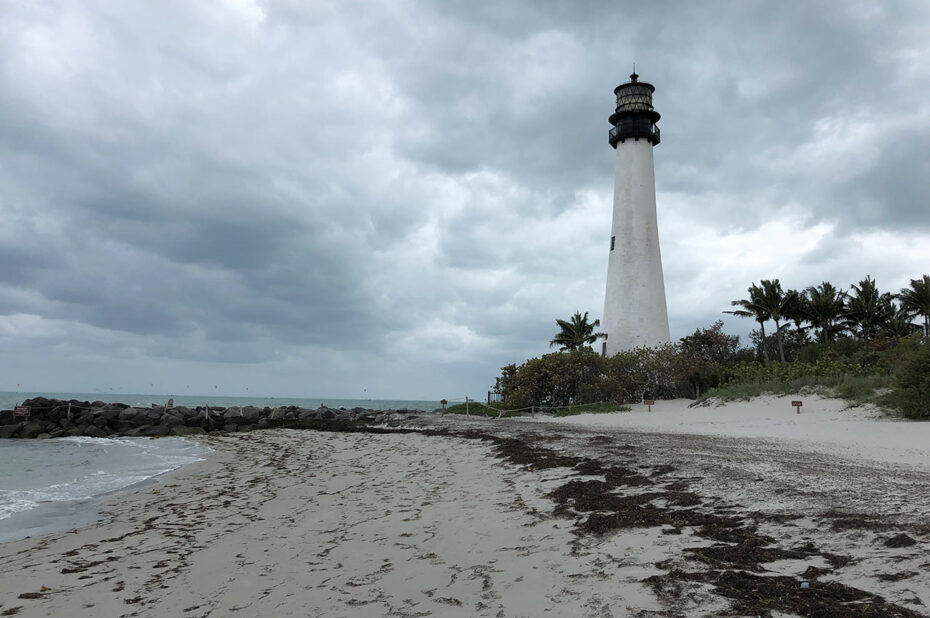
[610,236,615,250]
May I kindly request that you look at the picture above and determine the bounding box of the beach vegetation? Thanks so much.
[725,282,773,362]
[554,402,631,416]
[443,402,521,417]
[890,342,930,418]
[549,311,606,351]
[843,276,893,341]
[495,348,619,409]
[803,282,848,343]
[491,275,930,415]
[897,274,930,337]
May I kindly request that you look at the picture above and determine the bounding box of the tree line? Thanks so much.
[725,275,930,362]
[493,276,930,417]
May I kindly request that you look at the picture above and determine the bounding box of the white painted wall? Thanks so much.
[602,137,670,356]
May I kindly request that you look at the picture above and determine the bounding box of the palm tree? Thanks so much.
[881,297,919,339]
[549,311,606,351]
[783,288,809,331]
[754,279,796,362]
[804,282,847,344]
[844,276,890,341]
[898,275,930,337]
[725,282,771,362]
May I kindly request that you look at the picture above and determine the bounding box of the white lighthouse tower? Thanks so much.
[601,72,670,356]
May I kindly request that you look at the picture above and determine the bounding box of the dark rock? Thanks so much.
[160,413,183,427]
[240,406,261,420]
[0,423,23,438]
[84,425,108,438]
[47,429,67,439]
[118,408,142,421]
[170,425,206,436]
[108,420,139,432]
[20,421,46,439]
[141,425,170,437]
[92,415,107,429]
[144,409,163,423]
[45,406,65,423]
[885,533,917,548]
[102,408,122,421]
[91,400,107,408]
[0,410,13,425]
[224,423,238,432]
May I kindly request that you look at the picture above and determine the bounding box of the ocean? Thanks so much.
[0,391,441,543]
[0,436,210,543]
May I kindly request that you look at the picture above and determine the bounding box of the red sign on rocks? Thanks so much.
[13,406,30,418]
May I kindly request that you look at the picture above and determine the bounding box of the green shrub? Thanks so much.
[554,402,631,416]
[494,348,620,409]
[444,402,519,417]
[891,344,930,418]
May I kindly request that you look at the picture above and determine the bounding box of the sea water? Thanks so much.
[0,436,210,543]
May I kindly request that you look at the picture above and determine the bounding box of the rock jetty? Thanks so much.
[0,397,426,439]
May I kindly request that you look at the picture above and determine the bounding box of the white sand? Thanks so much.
[0,430,670,617]
[527,394,930,469]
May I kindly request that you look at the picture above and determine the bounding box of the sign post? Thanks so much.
[792,400,803,414]
[13,406,30,419]
[644,399,655,412]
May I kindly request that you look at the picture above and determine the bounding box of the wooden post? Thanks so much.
[67,402,72,421]
[792,400,802,414]
[440,399,447,415]
[465,397,470,416]
[644,399,655,412]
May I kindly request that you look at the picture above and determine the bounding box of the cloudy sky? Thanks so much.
[2,1,929,400]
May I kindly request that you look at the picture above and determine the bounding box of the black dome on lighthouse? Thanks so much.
[608,72,661,148]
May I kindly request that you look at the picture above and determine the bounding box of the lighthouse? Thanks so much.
[601,72,670,356]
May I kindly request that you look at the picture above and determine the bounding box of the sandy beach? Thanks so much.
[1,397,928,617]
[0,429,668,617]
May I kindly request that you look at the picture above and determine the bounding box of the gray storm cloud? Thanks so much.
[1,0,929,397]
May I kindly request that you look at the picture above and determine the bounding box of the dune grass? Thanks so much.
[553,402,631,416]
[443,401,630,417]
[699,373,894,407]
[443,403,521,417]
